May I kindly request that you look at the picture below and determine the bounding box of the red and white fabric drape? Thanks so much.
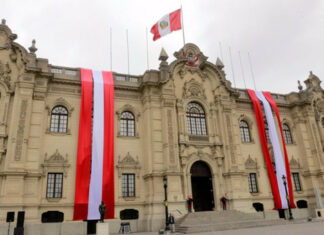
[247,89,296,209]
[73,68,115,220]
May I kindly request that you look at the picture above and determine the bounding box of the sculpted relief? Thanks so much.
[0,60,11,89]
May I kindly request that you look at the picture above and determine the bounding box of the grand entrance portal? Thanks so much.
[190,161,214,211]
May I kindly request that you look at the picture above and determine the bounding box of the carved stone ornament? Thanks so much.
[41,149,70,177]
[116,152,141,178]
[0,31,10,50]
[289,156,301,169]
[0,60,11,89]
[174,43,208,67]
[182,78,207,100]
[173,43,208,80]
[245,155,258,170]
[0,21,17,50]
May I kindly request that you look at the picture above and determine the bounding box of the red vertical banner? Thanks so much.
[247,89,282,209]
[73,69,93,220]
[263,92,296,208]
[102,71,115,218]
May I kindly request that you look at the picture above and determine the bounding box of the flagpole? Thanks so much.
[110,27,112,71]
[219,42,224,61]
[145,27,150,70]
[228,47,237,88]
[248,52,257,90]
[238,51,247,89]
[181,5,185,46]
[126,29,130,76]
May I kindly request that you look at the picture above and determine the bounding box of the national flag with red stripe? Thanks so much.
[73,69,115,220]
[247,89,296,210]
[150,9,182,41]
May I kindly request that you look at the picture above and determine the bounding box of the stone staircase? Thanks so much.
[175,210,291,233]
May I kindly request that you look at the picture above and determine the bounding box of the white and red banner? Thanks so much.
[247,89,296,209]
[73,68,115,220]
[150,9,182,41]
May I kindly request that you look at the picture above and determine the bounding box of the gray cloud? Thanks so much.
[1,0,323,93]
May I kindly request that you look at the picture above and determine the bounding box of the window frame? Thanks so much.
[248,173,258,193]
[186,102,207,136]
[46,173,63,198]
[120,111,135,137]
[50,105,68,133]
[264,123,270,142]
[282,124,293,144]
[292,172,302,191]
[240,120,251,143]
[122,173,135,197]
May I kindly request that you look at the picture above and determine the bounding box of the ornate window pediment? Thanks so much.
[116,152,141,178]
[245,155,258,170]
[289,156,301,169]
[41,149,70,177]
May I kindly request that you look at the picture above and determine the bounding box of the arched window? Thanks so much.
[186,102,207,135]
[50,106,68,133]
[120,111,135,136]
[240,120,251,142]
[283,124,292,144]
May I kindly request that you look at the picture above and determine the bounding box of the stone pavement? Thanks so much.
[111,220,324,235]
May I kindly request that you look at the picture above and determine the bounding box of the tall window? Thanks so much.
[122,173,135,197]
[240,120,251,142]
[186,102,207,135]
[120,111,135,136]
[47,173,63,198]
[322,118,324,128]
[248,173,258,193]
[264,123,270,142]
[292,173,302,191]
[50,106,68,133]
[283,124,292,144]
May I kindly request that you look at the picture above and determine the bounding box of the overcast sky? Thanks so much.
[1,0,323,94]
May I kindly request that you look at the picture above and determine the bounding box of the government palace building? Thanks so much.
[0,20,324,233]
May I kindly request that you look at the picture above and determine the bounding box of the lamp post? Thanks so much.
[163,175,170,231]
[282,175,293,220]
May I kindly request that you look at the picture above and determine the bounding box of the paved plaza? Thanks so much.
[112,220,324,235]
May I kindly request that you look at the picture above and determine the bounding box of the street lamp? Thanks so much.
[282,175,293,220]
[163,175,170,231]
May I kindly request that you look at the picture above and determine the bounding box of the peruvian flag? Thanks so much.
[73,69,115,220]
[150,9,182,41]
[247,89,296,210]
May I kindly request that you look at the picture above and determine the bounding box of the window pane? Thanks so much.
[120,112,135,136]
[47,173,63,198]
[50,106,68,133]
[186,102,207,136]
[122,174,135,197]
[248,173,258,193]
[292,173,301,191]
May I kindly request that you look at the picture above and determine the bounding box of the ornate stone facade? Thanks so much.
[0,21,324,231]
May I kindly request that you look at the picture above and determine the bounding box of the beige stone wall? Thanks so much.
[0,21,324,231]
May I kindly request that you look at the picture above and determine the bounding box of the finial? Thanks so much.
[28,39,37,55]
[159,47,168,62]
[297,80,303,91]
[1,19,6,25]
[216,57,224,69]
[310,71,313,76]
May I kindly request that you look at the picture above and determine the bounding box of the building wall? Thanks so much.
[0,21,323,231]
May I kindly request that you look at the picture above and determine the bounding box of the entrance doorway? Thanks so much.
[190,161,214,211]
